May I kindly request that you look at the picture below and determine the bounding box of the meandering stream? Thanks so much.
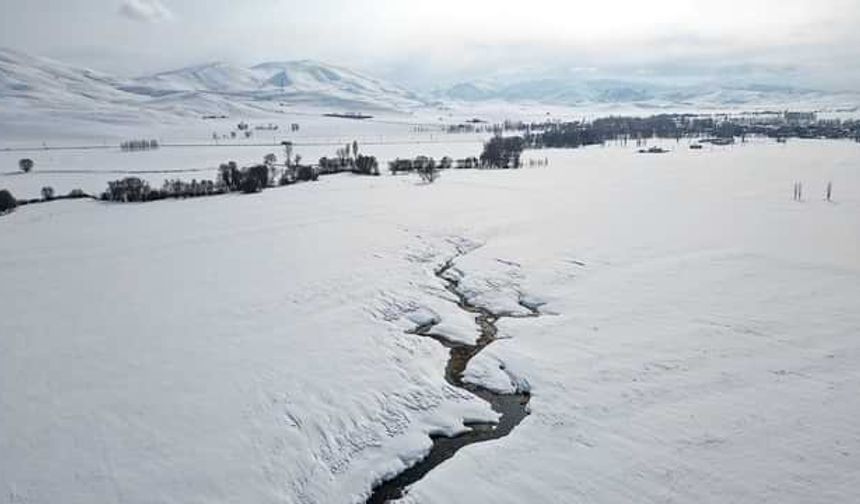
[367,253,539,503]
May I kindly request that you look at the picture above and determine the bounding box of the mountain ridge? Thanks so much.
[0,47,428,117]
[436,75,858,109]
[2,47,858,124]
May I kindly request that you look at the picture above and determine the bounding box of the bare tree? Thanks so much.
[416,159,439,184]
[281,141,294,167]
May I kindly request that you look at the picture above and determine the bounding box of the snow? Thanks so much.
[3,45,858,155]
[0,181,497,504]
[402,139,860,503]
[461,340,532,395]
[129,59,425,111]
[438,73,860,111]
[0,46,426,131]
[0,112,485,200]
[2,137,860,503]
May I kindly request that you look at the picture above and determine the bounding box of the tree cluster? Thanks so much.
[318,156,352,175]
[520,114,860,150]
[102,177,153,202]
[295,165,319,182]
[103,176,228,202]
[319,141,379,176]
[238,165,270,194]
[120,139,160,152]
[218,160,281,192]
[102,148,330,204]
[389,156,461,175]
[354,155,380,176]
[480,135,525,168]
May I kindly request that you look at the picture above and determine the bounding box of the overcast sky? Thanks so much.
[1,0,859,89]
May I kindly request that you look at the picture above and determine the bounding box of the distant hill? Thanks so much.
[2,46,858,131]
[0,47,428,121]
[0,47,144,110]
[437,75,860,110]
[127,59,426,111]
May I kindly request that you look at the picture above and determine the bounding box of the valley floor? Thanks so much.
[1,139,859,503]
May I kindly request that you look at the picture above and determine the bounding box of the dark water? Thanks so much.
[366,258,536,503]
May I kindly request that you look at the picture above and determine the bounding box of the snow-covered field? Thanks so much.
[0,114,485,200]
[2,138,859,503]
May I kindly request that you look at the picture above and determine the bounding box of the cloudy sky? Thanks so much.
[1,0,859,88]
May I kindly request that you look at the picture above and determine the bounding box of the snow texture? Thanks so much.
[2,136,860,504]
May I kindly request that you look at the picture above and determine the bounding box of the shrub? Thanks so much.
[239,176,262,194]
[0,189,16,213]
[41,186,55,201]
[236,165,269,194]
[389,158,414,174]
[18,159,34,173]
[245,165,270,189]
[297,165,319,182]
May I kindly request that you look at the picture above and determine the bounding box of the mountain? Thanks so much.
[0,48,428,121]
[251,60,424,107]
[438,75,860,110]
[0,47,144,110]
[3,46,858,131]
[125,59,426,110]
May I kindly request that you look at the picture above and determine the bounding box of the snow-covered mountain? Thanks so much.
[0,47,145,110]
[3,46,859,131]
[126,59,426,110]
[439,76,860,110]
[0,47,427,120]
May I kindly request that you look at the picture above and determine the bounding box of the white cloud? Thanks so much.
[118,0,173,23]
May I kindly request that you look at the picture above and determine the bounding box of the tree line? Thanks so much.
[517,114,860,150]
[120,139,160,152]
[101,141,381,203]
[0,187,92,214]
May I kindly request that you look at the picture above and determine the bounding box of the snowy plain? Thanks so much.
[2,136,859,504]
[0,111,487,201]
[404,139,860,503]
